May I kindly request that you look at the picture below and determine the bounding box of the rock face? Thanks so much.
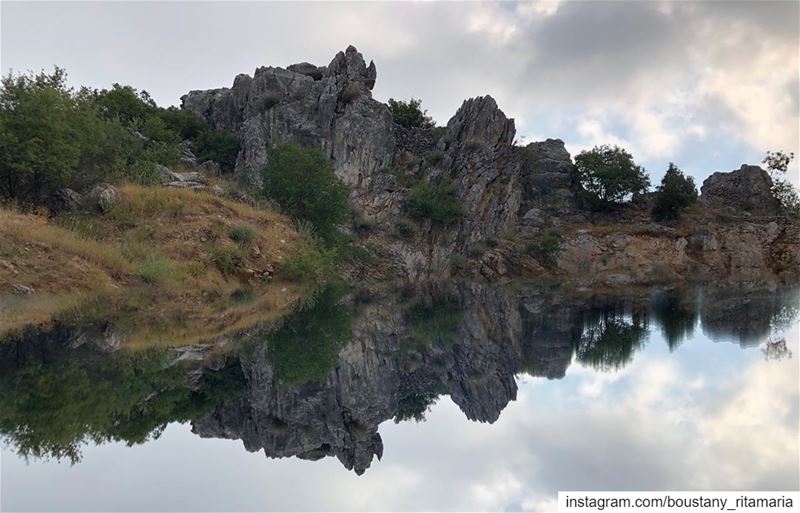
[701,165,780,215]
[182,46,797,284]
[182,45,394,187]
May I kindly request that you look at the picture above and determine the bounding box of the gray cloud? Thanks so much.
[2,1,798,183]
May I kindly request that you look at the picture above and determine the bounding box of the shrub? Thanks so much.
[426,150,443,165]
[228,223,255,245]
[652,163,698,221]
[278,243,337,283]
[136,255,175,285]
[574,145,650,206]
[525,230,564,268]
[193,127,239,173]
[395,217,417,239]
[388,98,435,129]
[409,177,462,225]
[211,245,242,276]
[262,143,350,245]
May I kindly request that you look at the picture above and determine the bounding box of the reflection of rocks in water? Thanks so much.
[700,288,800,347]
[2,284,797,473]
[195,284,799,474]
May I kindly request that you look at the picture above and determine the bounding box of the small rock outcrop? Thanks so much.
[701,165,780,215]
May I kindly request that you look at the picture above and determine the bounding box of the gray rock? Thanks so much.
[158,164,183,182]
[10,283,34,295]
[87,183,119,213]
[182,45,394,187]
[49,188,81,212]
[701,164,780,215]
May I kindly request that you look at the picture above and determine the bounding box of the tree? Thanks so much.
[652,163,698,221]
[262,143,350,244]
[763,150,799,214]
[0,68,83,200]
[574,145,650,206]
[388,98,435,129]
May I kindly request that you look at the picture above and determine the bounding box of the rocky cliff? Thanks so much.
[183,46,799,287]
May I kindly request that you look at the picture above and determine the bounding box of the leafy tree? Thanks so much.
[388,98,435,129]
[262,143,350,244]
[574,145,650,206]
[158,106,206,140]
[409,177,462,225]
[652,163,698,221]
[94,84,157,126]
[763,150,799,214]
[0,68,83,200]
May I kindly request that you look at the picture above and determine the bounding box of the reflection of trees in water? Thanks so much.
[574,305,649,371]
[266,286,354,385]
[0,332,245,463]
[393,391,439,423]
[405,295,464,350]
[650,290,698,351]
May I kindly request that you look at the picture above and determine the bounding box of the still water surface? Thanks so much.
[1,285,798,511]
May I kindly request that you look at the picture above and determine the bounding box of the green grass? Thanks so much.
[228,223,255,246]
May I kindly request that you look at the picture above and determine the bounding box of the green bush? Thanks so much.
[409,177,462,225]
[0,67,235,204]
[278,243,337,284]
[193,127,239,172]
[262,143,350,245]
[228,223,256,246]
[574,145,650,206]
[136,255,175,285]
[211,245,242,276]
[388,98,435,129]
[395,217,418,239]
[652,163,697,221]
[525,230,564,268]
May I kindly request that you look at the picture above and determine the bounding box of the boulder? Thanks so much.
[701,165,780,215]
[87,183,119,213]
[49,188,81,212]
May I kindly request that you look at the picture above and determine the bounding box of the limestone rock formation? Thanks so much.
[701,165,780,215]
[182,45,394,186]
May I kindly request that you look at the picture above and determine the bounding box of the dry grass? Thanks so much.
[0,185,304,345]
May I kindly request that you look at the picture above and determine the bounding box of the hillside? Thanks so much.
[0,185,305,346]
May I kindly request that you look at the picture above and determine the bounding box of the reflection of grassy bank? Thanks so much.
[0,333,245,463]
[0,185,306,346]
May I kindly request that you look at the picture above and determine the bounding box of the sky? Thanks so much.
[2,1,799,186]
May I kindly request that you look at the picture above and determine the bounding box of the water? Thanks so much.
[1,284,798,511]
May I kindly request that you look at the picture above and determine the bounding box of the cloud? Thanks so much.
[1,0,797,185]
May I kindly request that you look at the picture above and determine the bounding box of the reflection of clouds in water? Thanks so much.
[2,316,797,511]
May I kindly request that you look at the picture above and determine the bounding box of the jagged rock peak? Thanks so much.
[446,95,516,149]
[327,45,377,90]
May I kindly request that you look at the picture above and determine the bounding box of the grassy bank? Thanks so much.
[0,185,313,346]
